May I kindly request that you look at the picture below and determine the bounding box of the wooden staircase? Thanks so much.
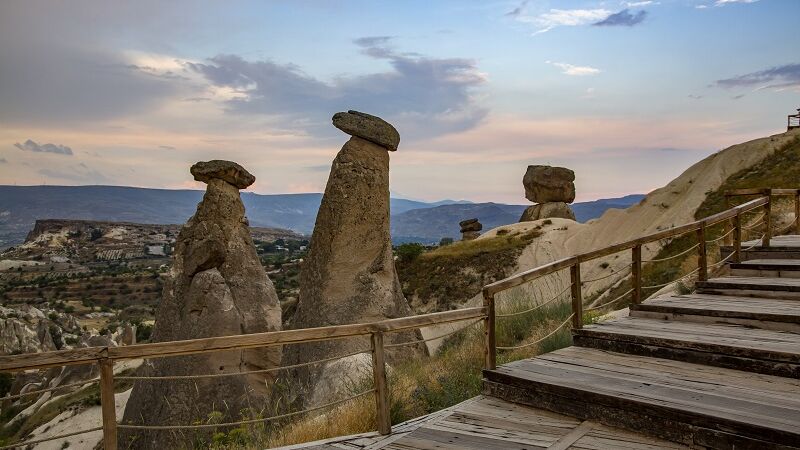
[484,238,800,449]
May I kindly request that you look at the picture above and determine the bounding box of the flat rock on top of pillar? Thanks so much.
[191,159,256,189]
[332,110,400,151]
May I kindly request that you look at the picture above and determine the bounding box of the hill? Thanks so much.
[0,185,642,248]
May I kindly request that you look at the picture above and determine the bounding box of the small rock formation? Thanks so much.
[520,165,577,222]
[285,110,423,406]
[460,218,482,240]
[120,160,282,449]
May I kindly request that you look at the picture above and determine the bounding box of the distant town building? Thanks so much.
[789,108,800,131]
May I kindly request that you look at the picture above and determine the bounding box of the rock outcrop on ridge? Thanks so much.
[520,165,577,222]
[284,111,423,407]
[460,218,482,240]
[120,160,282,449]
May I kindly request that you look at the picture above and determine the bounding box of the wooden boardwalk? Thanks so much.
[282,396,689,450]
[487,237,800,448]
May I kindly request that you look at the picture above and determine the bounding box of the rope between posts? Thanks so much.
[642,267,700,290]
[2,378,99,401]
[741,220,765,231]
[117,389,375,431]
[706,227,735,244]
[117,348,372,381]
[711,251,736,269]
[383,318,483,348]
[643,243,699,263]
[0,427,103,450]
[497,314,574,351]
[743,235,765,251]
[495,283,571,319]
[586,288,634,312]
[581,265,630,283]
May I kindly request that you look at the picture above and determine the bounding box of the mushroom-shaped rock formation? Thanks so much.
[332,110,400,151]
[120,160,281,449]
[520,165,577,223]
[460,218,483,240]
[284,111,423,407]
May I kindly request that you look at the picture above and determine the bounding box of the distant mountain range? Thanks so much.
[0,185,643,248]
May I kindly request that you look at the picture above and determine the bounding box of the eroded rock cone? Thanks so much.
[523,165,576,203]
[120,160,281,450]
[520,202,576,222]
[284,111,423,407]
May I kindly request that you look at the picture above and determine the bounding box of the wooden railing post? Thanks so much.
[697,222,708,281]
[795,191,800,234]
[763,189,772,247]
[570,264,582,329]
[482,290,496,370]
[631,245,642,304]
[370,331,391,435]
[733,212,742,263]
[99,357,117,450]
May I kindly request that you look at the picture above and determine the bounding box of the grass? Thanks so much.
[396,229,543,311]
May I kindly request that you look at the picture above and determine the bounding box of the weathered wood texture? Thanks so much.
[483,347,800,449]
[287,396,689,450]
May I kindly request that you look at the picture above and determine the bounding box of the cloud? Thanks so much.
[505,0,529,18]
[511,8,611,34]
[594,9,648,27]
[187,38,488,139]
[0,158,7,164]
[547,61,601,76]
[715,0,758,5]
[695,4,709,8]
[158,145,176,150]
[14,139,73,155]
[38,165,112,184]
[713,63,800,91]
[688,94,703,99]
[623,1,656,6]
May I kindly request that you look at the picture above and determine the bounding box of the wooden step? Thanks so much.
[483,347,800,449]
[730,259,800,278]
[721,235,800,261]
[629,294,800,332]
[572,316,800,377]
[696,276,800,300]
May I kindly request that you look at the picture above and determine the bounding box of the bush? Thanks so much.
[438,237,454,246]
[395,243,426,263]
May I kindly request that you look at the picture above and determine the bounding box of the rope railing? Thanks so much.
[384,318,483,349]
[495,283,571,319]
[0,426,103,450]
[117,388,375,431]
[705,226,736,244]
[581,264,630,284]
[710,251,736,269]
[642,267,700,290]
[585,288,634,312]
[117,349,372,381]
[643,243,699,263]
[741,220,766,231]
[496,314,575,351]
[743,235,766,251]
[2,377,99,401]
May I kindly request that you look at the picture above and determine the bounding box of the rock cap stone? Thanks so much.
[523,165,576,203]
[191,160,255,189]
[460,218,482,232]
[332,110,400,151]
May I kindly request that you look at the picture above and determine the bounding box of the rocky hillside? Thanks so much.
[399,129,800,312]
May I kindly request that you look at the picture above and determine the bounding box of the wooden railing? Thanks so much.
[2,188,799,449]
[482,189,800,370]
[0,307,485,449]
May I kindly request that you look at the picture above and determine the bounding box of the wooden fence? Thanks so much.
[1,188,797,449]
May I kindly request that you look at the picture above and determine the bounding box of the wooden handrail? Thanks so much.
[0,307,486,372]
[481,191,787,372]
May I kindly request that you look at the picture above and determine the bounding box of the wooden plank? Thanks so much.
[483,291,496,370]
[630,294,800,325]
[371,332,391,435]
[0,345,106,371]
[570,264,582,329]
[547,420,595,450]
[99,358,117,450]
[483,348,800,446]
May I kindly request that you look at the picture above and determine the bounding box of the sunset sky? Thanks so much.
[0,0,798,203]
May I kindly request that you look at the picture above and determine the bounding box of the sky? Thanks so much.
[0,0,798,204]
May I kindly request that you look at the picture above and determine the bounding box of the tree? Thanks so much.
[439,237,454,246]
[395,243,426,263]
